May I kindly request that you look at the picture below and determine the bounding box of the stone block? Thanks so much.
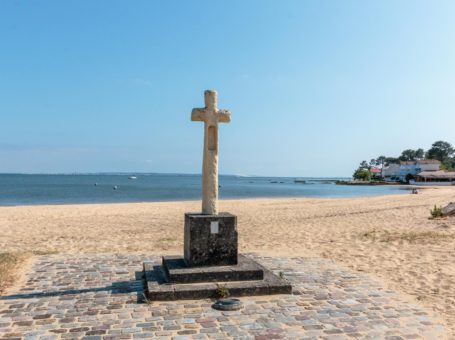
[184,212,237,266]
[162,254,264,284]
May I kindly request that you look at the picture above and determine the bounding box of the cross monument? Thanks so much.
[191,90,231,215]
[141,89,292,301]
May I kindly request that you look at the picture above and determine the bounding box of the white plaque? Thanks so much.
[210,221,219,234]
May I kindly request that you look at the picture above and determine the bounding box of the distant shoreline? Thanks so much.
[0,191,411,208]
[335,180,404,186]
[0,173,407,207]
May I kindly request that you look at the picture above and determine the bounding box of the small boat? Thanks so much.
[294,180,306,184]
[113,185,118,190]
[128,176,137,180]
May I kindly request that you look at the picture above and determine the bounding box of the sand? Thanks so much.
[1,187,455,335]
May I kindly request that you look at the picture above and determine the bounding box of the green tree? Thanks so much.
[439,159,455,171]
[384,157,399,165]
[426,141,454,162]
[399,149,417,161]
[375,155,387,168]
[353,168,371,181]
[397,148,425,161]
[353,161,371,181]
[426,141,455,170]
[359,160,370,170]
[399,149,414,161]
[415,148,425,160]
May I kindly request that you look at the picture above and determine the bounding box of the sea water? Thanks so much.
[0,174,407,206]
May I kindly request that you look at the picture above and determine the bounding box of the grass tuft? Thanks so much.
[429,205,444,219]
[214,284,230,299]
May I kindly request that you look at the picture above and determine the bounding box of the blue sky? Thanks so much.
[1,1,454,176]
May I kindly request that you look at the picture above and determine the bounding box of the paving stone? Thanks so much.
[0,254,446,339]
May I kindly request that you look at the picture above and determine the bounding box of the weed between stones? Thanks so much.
[215,284,230,298]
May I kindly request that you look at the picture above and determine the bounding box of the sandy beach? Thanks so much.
[1,187,455,335]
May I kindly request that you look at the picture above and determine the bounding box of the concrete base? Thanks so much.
[184,213,237,267]
[143,254,292,301]
[162,254,264,284]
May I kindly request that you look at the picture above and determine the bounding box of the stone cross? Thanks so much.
[191,90,231,215]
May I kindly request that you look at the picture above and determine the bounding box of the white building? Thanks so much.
[399,160,441,181]
[382,164,401,181]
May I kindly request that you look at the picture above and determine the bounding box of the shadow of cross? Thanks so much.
[0,271,145,303]
[191,90,231,215]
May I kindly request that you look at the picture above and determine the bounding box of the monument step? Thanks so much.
[143,255,292,301]
[162,254,264,284]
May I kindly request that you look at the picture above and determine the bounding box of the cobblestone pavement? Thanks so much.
[0,254,446,340]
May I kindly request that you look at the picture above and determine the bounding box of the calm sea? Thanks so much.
[0,174,408,206]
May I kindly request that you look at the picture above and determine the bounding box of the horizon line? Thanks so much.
[0,172,349,179]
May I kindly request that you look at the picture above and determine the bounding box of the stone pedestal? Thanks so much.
[184,212,237,267]
[143,212,292,301]
[144,254,292,301]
